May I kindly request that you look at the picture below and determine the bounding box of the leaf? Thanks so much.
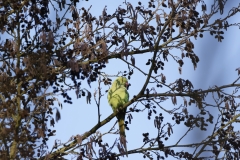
[171,96,177,105]
[225,101,229,111]
[54,59,61,67]
[146,88,150,98]
[86,91,92,104]
[75,88,79,99]
[61,0,65,9]
[183,108,188,115]
[131,56,135,66]
[87,78,91,88]
[154,117,160,129]
[76,134,82,145]
[178,67,182,74]
[167,126,171,136]
[101,40,108,56]
[218,0,224,15]
[55,108,61,122]
[50,118,55,127]
[235,67,240,75]
[167,123,173,136]
[161,74,166,83]
[182,52,185,59]
[125,48,129,60]
[156,13,160,25]
[164,148,169,158]
[123,38,128,50]
[217,90,221,99]
[202,4,207,12]
[183,97,187,107]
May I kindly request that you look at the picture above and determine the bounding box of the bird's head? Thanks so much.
[114,77,130,89]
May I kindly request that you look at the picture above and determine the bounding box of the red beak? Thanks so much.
[125,82,129,89]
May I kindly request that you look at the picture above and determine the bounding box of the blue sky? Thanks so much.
[44,1,240,159]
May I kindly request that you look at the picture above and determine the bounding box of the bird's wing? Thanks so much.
[108,86,129,111]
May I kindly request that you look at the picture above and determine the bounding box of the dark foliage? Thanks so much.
[0,0,240,159]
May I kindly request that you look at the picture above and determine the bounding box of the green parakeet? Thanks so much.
[107,77,129,138]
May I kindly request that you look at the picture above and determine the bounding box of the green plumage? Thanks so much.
[107,77,129,137]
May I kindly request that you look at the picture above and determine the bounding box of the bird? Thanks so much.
[107,77,129,156]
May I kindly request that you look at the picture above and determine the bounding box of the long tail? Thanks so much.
[118,118,125,137]
[118,118,128,157]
